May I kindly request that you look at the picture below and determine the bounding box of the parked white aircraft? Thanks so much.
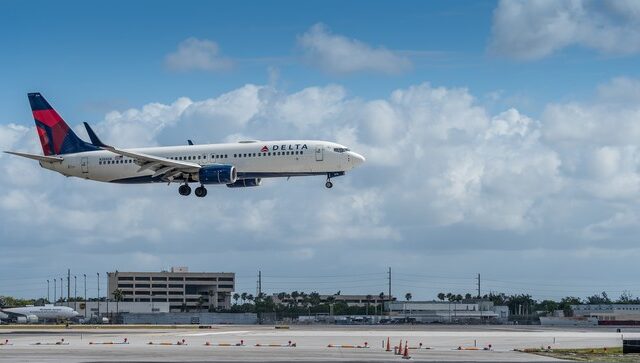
[5,93,365,196]
[0,304,79,323]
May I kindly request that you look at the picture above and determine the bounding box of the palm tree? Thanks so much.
[309,292,321,307]
[112,289,124,315]
[197,295,207,312]
[233,293,240,305]
[437,293,446,301]
[241,292,248,304]
[247,294,254,304]
[291,291,300,306]
[464,293,472,300]
[405,292,412,301]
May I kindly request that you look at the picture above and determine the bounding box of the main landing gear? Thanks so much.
[178,184,191,196]
[194,185,208,198]
[325,180,333,189]
[179,184,208,197]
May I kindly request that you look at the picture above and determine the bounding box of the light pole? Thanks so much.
[83,274,87,318]
[46,280,50,303]
[97,272,100,318]
[60,278,63,302]
[53,278,56,303]
[105,272,109,322]
[74,276,77,311]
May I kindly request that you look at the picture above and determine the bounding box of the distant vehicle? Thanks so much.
[0,304,79,323]
[5,93,366,196]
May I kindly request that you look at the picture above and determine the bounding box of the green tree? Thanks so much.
[112,289,124,315]
[233,293,240,305]
[559,296,581,317]
[241,292,248,304]
[405,292,412,301]
[437,292,446,301]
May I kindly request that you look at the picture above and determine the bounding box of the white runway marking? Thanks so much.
[183,330,251,336]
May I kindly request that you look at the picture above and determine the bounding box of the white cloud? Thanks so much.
[7,78,640,298]
[489,0,640,60]
[165,37,233,72]
[298,23,412,74]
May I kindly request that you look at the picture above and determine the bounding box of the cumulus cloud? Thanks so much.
[298,23,412,74]
[489,0,640,60]
[165,37,233,72]
[6,78,640,298]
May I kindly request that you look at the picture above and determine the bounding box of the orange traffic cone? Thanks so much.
[402,341,411,359]
[398,340,403,355]
[386,337,391,352]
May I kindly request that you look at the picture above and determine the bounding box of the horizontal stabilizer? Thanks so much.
[83,122,109,148]
[4,151,63,163]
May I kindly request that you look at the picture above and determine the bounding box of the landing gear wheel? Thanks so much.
[195,186,208,198]
[325,180,333,189]
[178,184,191,196]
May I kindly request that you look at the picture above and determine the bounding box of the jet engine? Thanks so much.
[16,315,38,324]
[226,178,262,188]
[198,164,237,184]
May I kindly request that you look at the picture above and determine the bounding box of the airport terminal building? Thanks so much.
[107,267,234,312]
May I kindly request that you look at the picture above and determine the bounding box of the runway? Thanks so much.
[0,325,637,362]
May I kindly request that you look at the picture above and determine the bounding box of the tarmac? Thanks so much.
[0,324,638,362]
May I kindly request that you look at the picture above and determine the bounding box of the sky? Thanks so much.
[2,0,640,302]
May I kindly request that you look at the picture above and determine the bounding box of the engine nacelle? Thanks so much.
[16,315,38,324]
[227,178,262,188]
[198,164,237,184]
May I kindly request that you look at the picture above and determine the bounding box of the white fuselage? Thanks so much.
[2,305,79,320]
[39,140,364,184]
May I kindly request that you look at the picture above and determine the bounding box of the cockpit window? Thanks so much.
[333,148,350,153]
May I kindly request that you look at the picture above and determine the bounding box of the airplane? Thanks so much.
[5,93,366,196]
[0,304,79,323]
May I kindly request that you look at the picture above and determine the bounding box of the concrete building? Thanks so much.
[107,267,234,312]
[58,301,170,318]
[386,300,509,323]
[571,304,640,322]
[273,294,395,307]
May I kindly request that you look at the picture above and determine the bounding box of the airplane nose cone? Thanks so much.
[351,152,365,167]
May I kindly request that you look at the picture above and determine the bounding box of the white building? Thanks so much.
[386,301,508,323]
[58,301,170,318]
[571,304,640,322]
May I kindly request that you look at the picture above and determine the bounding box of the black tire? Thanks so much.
[179,184,191,196]
[195,186,207,198]
[325,181,333,189]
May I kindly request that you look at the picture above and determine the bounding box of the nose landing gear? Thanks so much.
[195,185,208,198]
[178,184,191,196]
[325,180,333,189]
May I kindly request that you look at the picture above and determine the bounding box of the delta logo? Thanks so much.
[260,144,308,152]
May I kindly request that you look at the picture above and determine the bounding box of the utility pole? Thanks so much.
[67,269,71,304]
[74,276,77,312]
[53,278,56,303]
[477,273,481,298]
[83,274,87,318]
[97,272,100,317]
[47,280,50,303]
[257,271,262,297]
[388,267,392,315]
[60,278,63,302]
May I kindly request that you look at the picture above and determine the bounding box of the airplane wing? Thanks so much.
[4,151,63,163]
[83,122,201,181]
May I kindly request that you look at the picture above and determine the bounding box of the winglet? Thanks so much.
[83,122,109,148]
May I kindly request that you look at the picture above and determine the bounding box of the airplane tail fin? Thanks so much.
[28,93,98,155]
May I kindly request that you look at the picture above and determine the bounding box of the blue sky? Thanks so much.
[3,0,640,302]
